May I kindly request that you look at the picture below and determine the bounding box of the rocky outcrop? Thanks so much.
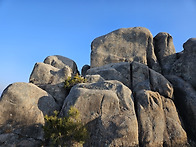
[86,61,173,99]
[0,82,59,146]
[29,62,72,106]
[136,90,187,146]
[87,62,131,88]
[131,61,173,99]
[44,55,79,74]
[166,75,196,140]
[91,27,160,72]
[153,32,177,75]
[60,80,139,147]
[170,38,196,89]
[0,27,196,146]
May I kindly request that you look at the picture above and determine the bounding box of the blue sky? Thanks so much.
[0,0,196,95]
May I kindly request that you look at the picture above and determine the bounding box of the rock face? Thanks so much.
[154,32,177,75]
[87,62,131,88]
[170,38,196,89]
[131,61,173,99]
[60,80,139,147]
[29,62,72,106]
[166,75,196,140]
[1,27,196,146]
[85,74,105,83]
[86,61,173,99]
[91,27,160,71]
[0,82,59,146]
[44,55,79,74]
[136,90,187,146]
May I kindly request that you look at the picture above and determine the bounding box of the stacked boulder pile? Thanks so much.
[0,27,196,146]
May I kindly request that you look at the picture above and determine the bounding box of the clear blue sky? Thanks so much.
[0,0,196,95]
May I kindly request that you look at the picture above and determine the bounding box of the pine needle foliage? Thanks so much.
[43,107,88,146]
[64,74,86,91]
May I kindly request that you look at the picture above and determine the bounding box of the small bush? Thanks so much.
[43,107,88,146]
[65,74,86,90]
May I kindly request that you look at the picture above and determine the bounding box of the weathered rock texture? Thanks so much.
[131,61,173,99]
[154,32,177,75]
[91,27,160,71]
[136,90,187,146]
[29,62,72,106]
[85,74,105,83]
[87,62,131,88]
[166,75,196,140]
[0,27,196,146]
[170,38,196,89]
[0,82,59,146]
[86,61,173,99]
[60,80,138,147]
[44,55,79,74]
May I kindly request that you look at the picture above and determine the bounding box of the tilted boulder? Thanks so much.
[60,80,138,147]
[153,32,177,75]
[170,38,196,89]
[29,62,72,106]
[0,82,59,146]
[136,90,188,146]
[91,27,160,71]
[166,75,196,140]
[44,55,79,74]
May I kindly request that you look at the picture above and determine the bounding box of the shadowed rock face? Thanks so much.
[166,75,196,140]
[136,90,187,147]
[0,82,59,146]
[1,27,196,146]
[170,38,196,89]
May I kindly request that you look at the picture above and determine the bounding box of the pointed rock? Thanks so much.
[154,32,177,74]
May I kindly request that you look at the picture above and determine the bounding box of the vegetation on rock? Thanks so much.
[64,74,86,91]
[43,107,88,146]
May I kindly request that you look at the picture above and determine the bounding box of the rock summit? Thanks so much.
[1,27,196,146]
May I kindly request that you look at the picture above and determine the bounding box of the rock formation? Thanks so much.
[91,27,160,72]
[0,27,196,146]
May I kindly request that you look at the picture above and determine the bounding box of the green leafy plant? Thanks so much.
[43,107,88,146]
[65,74,86,91]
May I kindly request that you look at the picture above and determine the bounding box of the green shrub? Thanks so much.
[43,107,88,146]
[64,74,86,91]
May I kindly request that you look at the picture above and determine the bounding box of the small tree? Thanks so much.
[43,107,88,146]
[64,74,86,91]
